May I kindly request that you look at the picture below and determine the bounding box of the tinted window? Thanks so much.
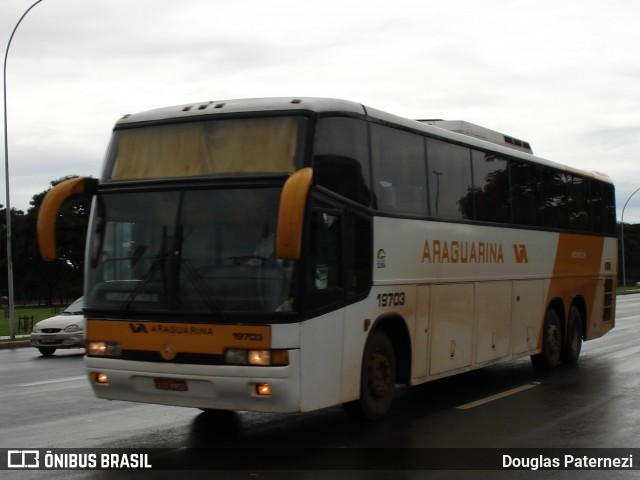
[567,175,591,231]
[542,170,568,228]
[472,151,511,223]
[510,160,543,226]
[427,139,473,219]
[371,124,427,215]
[591,181,616,234]
[313,117,371,206]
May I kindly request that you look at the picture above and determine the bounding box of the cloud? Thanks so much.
[1,0,639,221]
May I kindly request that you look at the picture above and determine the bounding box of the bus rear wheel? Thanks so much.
[560,306,582,364]
[531,309,562,371]
[344,330,396,421]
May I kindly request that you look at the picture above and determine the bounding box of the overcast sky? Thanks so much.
[2,0,640,222]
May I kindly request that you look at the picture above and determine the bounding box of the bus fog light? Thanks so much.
[92,372,109,384]
[255,383,271,396]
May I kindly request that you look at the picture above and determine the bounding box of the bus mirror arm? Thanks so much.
[37,177,98,261]
[276,167,313,260]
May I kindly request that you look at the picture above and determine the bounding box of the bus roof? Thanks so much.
[115,97,613,185]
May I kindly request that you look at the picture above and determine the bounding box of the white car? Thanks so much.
[30,297,84,356]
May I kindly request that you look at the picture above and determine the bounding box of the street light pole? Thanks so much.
[620,186,640,292]
[3,0,45,340]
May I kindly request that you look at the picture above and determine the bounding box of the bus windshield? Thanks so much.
[103,116,308,181]
[86,188,296,316]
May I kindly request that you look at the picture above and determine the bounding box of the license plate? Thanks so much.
[154,378,188,392]
[40,336,57,344]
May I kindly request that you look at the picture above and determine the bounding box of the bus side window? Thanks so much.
[426,138,473,220]
[313,117,371,206]
[311,212,342,291]
[542,170,569,229]
[511,160,543,227]
[371,124,427,216]
[305,208,344,311]
[471,151,511,223]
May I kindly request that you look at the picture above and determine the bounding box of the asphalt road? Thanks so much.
[1,295,639,480]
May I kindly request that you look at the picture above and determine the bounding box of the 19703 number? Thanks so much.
[377,292,406,307]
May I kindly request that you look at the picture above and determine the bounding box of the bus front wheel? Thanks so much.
[344,330,396,421]
[531,309,562,371]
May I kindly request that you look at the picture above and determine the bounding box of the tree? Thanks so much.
[0,175,94,305]
[619,222,640,286]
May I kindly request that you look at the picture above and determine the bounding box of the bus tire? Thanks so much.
[344,330,396,421]
[560,306,582,364]
[531,308,562,371]
[38,347,56,356]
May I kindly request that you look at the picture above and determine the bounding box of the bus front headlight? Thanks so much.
[86,341,121,357]
[225,349,289,366]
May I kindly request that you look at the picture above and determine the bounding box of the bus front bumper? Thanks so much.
[84,351,301,413]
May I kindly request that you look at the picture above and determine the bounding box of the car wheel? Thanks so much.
[38,347,56,356]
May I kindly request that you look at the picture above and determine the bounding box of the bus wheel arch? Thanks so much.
[531,300,564,372]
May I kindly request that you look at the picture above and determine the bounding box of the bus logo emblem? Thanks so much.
[377,249,386,268]
[160,343,177,361]
[513,244,529,264]
[129,323,148,334]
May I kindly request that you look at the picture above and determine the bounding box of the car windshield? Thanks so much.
[62,297,84,315]
[85,188,297,316]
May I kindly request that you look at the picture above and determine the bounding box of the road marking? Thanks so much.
[456,383,537,410]
[19,375,86,387]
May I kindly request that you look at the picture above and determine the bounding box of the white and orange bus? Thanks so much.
[38,98,617,420]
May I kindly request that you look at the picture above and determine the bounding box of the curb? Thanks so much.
[0,340,31,349]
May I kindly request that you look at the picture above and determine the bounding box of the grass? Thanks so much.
[0,306,66,337]
[618,284,640,294]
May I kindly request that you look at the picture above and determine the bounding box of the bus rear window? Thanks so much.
[104,116,308,181]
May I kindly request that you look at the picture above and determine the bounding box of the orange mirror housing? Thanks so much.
[37,177,92,261]
[276,167,313,260]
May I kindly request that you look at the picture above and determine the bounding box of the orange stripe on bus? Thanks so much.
[87,320,271,354]
[542,233,605,346]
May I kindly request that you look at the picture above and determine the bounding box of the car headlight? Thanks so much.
[64,324,82,333]
[31,325,40,333]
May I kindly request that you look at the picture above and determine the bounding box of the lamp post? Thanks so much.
[620,186,640,292]
[3,0,45,340]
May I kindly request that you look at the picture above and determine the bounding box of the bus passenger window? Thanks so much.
[371,124,427,215]
[567,174,591,231]
[511,160,543,227]
[313,117,371,206]
[542,170,569,229]
[426,139,473,220]
[472,151,511,223]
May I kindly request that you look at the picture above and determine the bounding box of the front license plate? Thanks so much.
[40,336,57,344]
[154,378,188,392]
